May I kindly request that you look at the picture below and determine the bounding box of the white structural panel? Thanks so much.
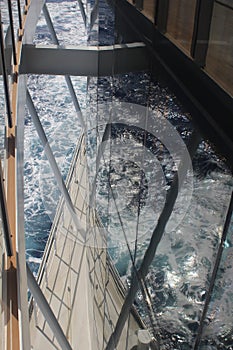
[20,43,149,76]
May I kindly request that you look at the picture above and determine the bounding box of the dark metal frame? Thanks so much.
[0,160,12,256]
[154,0,169,33]
[191,0,215,67]
[0,10,13,128]
[113,0,233,171]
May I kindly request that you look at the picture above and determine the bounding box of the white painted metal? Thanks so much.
[20,43,149,76]
[16,74,31,350]
[24,0,46,45]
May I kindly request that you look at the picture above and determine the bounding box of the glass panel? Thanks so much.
[144,141,232,348]
[107,60,233,347]
[200,205,233,348]
[24,1,233,349]
[166,0,197,54]
[205,1,233,96]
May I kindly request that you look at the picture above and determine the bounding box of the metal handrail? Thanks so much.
[7,0,17,65]
[0,10,13,128]
[17,0,23,30]
[0,159,13,256]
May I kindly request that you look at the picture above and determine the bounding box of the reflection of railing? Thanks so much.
[33,133,84,289]
[1,0,148,348]
[28,131,143,349]
[0,1,29,115]
[0,11,12,128]
[0,1,82,349]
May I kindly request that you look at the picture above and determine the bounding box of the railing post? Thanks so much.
[0,10,13,128]
[191,0,215,67]
[7,0,17,65]
[0,160,13,256]
[154,0,169,34]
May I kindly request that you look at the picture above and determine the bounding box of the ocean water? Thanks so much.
[86,74,233,348]
[0,0,233,348]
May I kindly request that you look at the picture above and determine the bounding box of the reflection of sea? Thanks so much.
[21,0,233,349]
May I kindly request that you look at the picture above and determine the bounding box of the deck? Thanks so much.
[29,135,143,349]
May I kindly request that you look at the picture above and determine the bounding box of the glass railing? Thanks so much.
[25,0,233,348]
[1,0,232,349]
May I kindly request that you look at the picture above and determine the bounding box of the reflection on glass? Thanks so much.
[200,205,233,348]
[22,0,233,347]
[205,2,233,96]
[87,64,233,347]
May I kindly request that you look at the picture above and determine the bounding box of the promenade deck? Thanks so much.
[29,135,142,349]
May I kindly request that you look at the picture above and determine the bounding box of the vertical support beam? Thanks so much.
[134,0,144,11]
[5,50,20,350]
[154,0,169,34]
[0,10,13,128]
[7,0,17,65]
[23,0,46,44]
[16,74,31,350]
[4,2,32,349]
[191,0,215,67]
